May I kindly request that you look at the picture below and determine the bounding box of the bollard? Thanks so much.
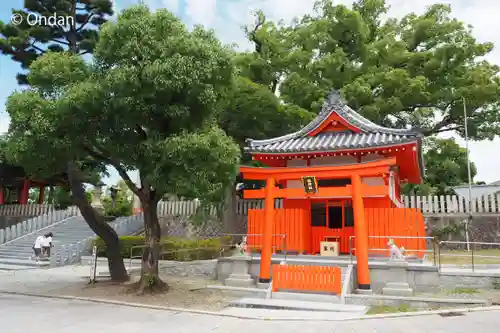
[0,229,4,244]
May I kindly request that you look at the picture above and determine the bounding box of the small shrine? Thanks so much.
[240,91,426,291]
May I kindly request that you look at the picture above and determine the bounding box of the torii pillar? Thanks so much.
[351,174,371,290]
[259,176,275,283]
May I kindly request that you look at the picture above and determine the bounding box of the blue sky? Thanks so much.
[1,0,500,185]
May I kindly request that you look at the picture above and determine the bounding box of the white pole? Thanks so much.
[463,97,472,252]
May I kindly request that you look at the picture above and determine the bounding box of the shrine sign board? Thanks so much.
[302,176,318,194]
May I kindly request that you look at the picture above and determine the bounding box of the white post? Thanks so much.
[463,96,472,252]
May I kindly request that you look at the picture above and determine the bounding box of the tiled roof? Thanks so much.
[245,90,422,154]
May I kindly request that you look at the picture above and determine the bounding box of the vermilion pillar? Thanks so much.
[20,179,30,204]
[351,174,371,290]
[259,176,275,283]
[38,186,45,204]
[0,186,4,204]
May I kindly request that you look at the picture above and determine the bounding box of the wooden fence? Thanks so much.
[157,195,500,216]
[0,204,57,216]
[272,264,342,294]
[2,194,500,217]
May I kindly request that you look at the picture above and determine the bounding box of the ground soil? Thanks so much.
[53,273,237,311]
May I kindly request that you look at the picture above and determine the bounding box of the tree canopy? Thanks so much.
[4,4,241,291]
[238,0,500,140]
[0,0,113,84]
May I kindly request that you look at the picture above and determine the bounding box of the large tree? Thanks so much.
[6,5,241,293]
[403,137,477,196]
[0,0,113,84]
[240,0,500,140]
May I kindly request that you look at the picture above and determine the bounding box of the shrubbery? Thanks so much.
[92,235,231,261]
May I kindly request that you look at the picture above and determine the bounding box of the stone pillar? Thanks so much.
[225,255,254,287]
[352,174,371,291]
[91,183,105,213]
[259,177,275,284]
[382,260,413,296]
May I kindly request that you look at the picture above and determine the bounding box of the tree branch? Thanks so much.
[81,144,142,198]
[76,13,95,32]
[135,125,147,140]
[29,43,45,54]
[51,39,70,46]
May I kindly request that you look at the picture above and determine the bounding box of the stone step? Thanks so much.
[0,257,51,267]
[219,307,365,320]
[0,263,41,271]
[229,298,368,313]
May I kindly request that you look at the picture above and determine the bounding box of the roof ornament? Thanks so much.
[322,90,345,113]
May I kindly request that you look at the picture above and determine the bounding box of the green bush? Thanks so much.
[92,235,230,261]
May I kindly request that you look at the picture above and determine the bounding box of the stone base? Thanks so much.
[225,276,254,288]
[257,282,270,289]
[355,289,373,295]
[224,255,254,288]
[382,282,414,296]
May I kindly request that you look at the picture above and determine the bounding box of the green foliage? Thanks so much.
[92,235,227,261]
[240,0,500,139]
[493,278,500,290]
[102,184,132,217]
[0,0,113,84]
[403,137,477,196]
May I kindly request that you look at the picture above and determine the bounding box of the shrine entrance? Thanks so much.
[310,199,355,254]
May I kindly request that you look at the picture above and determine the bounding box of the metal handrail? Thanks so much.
[348,235,436,265]
[221,233,288,261]
[438,240,500,272]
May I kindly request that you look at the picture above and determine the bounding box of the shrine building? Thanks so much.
[0,162,65,205]
[240,91,426,291]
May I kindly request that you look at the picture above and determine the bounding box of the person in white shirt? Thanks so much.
[41,232,53,258]
[32,235,43,262]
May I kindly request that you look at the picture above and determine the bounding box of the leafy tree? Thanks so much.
[403,137,477,196]
[241,0,500,140]
[3,51,130,282]
[6,5,241,293]
[0,0,113,84]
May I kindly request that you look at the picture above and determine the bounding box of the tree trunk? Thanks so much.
[136,197,167,294]
[67,162,129,282]
[48,186,55,204]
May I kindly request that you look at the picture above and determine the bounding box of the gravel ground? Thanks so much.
[53,272,236,311]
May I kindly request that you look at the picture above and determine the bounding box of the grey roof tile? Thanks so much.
[245,90,423,154]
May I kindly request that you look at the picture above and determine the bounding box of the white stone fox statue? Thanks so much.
[387,239,405,260]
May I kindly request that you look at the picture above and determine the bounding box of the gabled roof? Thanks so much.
[245,90,423,154]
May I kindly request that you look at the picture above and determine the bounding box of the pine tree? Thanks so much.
[0,0,113,84]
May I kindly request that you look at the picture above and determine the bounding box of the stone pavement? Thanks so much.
[1,293,499,333]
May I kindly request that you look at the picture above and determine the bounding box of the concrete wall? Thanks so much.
[216,257,500,294]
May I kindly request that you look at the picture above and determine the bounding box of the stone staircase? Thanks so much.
[0,214,144,271]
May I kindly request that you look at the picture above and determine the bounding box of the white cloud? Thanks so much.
[185,0,217,27]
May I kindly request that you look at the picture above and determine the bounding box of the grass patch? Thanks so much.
[427,249,500,265]
[448,287,479,295]
[366,304,417,315]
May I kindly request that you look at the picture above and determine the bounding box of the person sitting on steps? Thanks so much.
[31,235,44,263]
[41,232,53,258]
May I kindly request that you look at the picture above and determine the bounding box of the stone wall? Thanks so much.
[425,214,500,245]
[157,215,247,240]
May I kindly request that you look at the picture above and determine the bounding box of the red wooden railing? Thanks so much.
[272,264,342,294]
